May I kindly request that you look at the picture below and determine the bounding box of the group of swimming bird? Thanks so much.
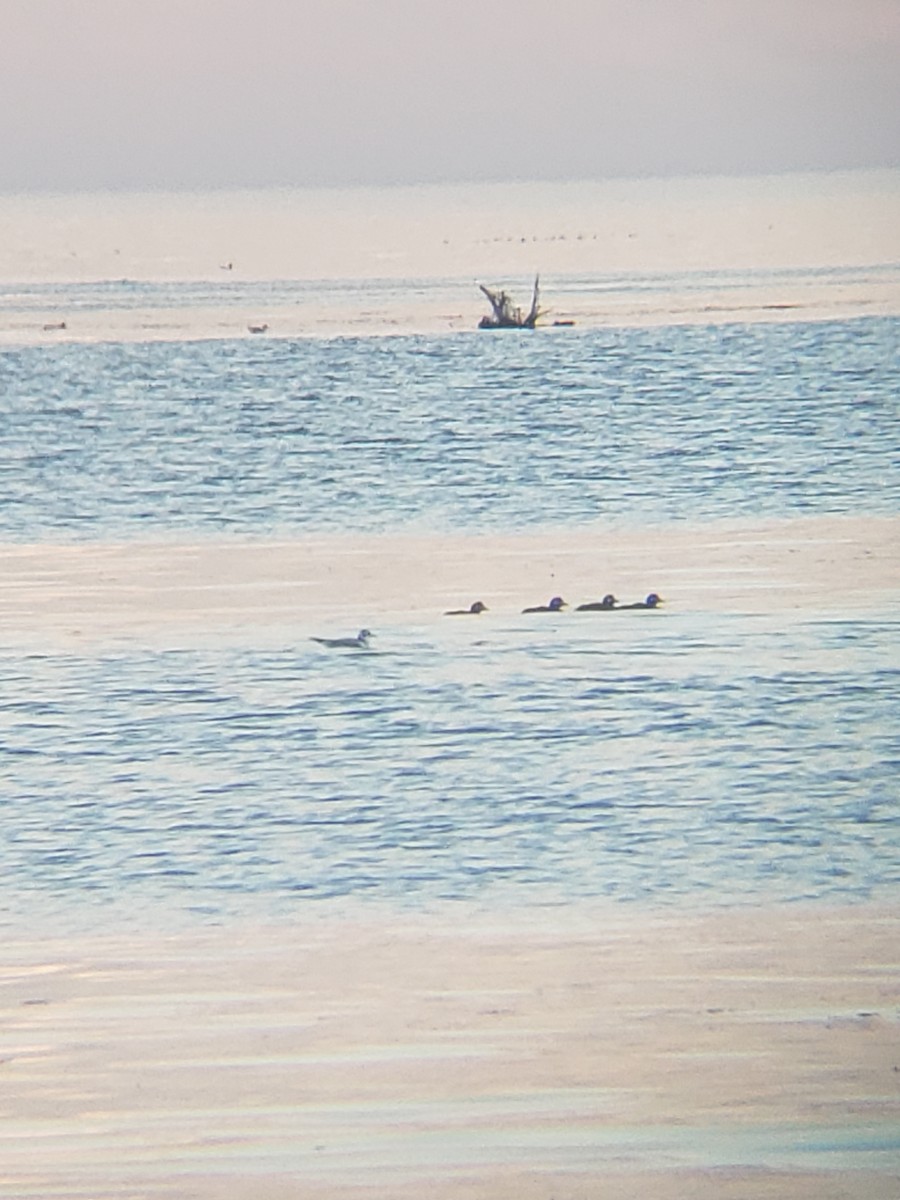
[310,592,663,650]
[460,593,663,614]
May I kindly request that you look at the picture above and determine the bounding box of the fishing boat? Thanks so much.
[478,275,543,329]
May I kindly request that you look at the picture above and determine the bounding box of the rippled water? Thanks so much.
[1,315,899,926]
[2,315,898,538]
[2,608,898,924]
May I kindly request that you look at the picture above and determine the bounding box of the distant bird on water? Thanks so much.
[247,323,269,334]
[576,593,617,611]
[522,596,567,613]
[444,601,488,615]
[619,593,663,609]
[310,629,374,650]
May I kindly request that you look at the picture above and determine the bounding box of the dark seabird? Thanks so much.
[619,593,663,609]
[444,601,488,615]
[576,593,618,611]
[522,596,567,613]
[311,628,374,649]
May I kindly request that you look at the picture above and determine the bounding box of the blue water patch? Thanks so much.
[1,314,898,924]
[1,315,898,539]
[2,611,897,920]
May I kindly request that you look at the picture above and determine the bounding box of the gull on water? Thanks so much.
[310,629,374,650]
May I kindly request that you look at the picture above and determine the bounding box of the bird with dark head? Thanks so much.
[444,601,488,615]
[576,593,617,611]
[522,596,567,613]
[619,593,663,610]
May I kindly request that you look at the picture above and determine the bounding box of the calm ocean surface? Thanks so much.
[2,309,899,928]
[2,315,899,538]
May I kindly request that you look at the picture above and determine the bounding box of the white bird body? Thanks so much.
[310,629,374,650]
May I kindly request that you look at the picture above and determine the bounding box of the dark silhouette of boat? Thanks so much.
[478,275,543,329]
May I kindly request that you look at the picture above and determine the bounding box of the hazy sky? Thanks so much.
[3,0,899,191]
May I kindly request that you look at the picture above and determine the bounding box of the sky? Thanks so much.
[2,0,899,192]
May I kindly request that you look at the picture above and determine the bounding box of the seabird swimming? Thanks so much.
[576,593,617,611]
[618,593,663,609]
[522,596,567,613]
[444,601,488,615]
[310,629,374,649]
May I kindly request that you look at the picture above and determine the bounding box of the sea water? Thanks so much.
[2,317,898,539]
[3,606,898,925]
[2,321,899,929]
[1,176,899,930]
